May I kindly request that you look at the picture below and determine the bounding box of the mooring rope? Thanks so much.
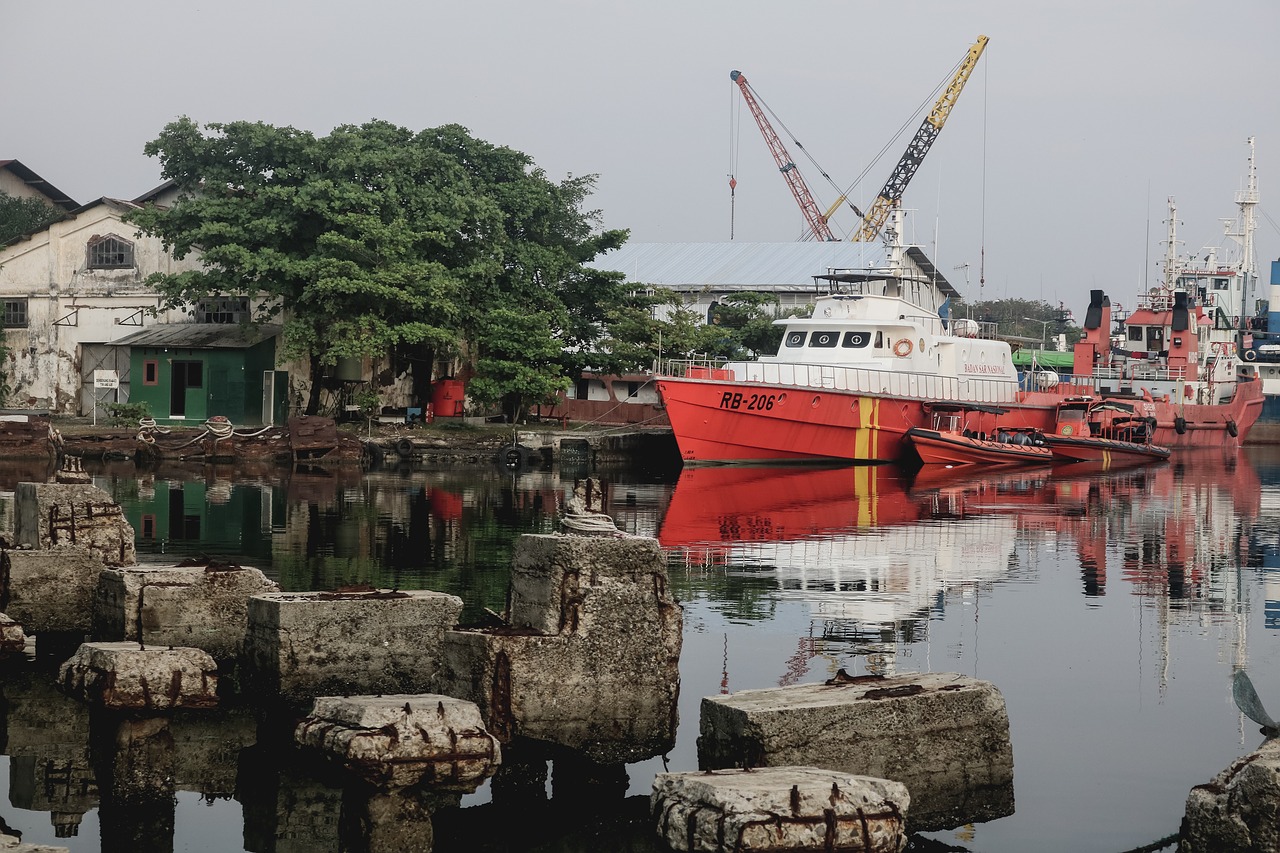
[559,495,623,537]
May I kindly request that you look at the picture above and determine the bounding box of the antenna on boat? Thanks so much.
[953,263,971,314]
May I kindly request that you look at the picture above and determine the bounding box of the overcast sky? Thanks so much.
[6,0,1278,315]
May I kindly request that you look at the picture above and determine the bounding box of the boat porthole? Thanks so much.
[918,338,925,353]
[777,393,787,404]
[811,396,821,408]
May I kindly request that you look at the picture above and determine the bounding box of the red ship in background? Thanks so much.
[656,201,1262,464]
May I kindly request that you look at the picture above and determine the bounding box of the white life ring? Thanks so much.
[893,339,913,357]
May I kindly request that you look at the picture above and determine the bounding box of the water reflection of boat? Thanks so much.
[657,464,1021,668]
[657,465,920,561]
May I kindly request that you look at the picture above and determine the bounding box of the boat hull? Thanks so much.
[905,428,1053,467]
[1042,435,1171,465]
[657,375,1263,464]
[655,377,925,463]
[1013,380,1263,450]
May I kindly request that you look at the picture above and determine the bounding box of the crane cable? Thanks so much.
[740,79,847,239]
[729,83,740,239]
[978,50,988,296]
[834,53,970,220]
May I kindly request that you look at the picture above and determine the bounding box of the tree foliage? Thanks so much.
[0,191,61,245]
[127,118,628,416]
[960,297,1079,347]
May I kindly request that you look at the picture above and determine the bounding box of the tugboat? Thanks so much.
[655,231,1260,464]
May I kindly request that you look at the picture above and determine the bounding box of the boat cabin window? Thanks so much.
[1213,277,1229,290]
[1146,328,1164,350]
[784,331,807,348]
[874,331,884,349]
[1128,327,1143,343]
[810,331,838,348]
[842,331,871,348]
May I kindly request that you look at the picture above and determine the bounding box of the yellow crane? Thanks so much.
[853,35,989,243]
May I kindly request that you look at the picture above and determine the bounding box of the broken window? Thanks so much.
[87,235,134,269]
[197,296,250,324]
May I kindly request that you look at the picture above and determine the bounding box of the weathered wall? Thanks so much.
[0,200,201,412]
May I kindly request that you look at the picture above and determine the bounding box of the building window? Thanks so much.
[197,296,250,324]
[143,360,159,385]
[87,235,134,269]
[2,299,27,328]
[141,515,156,540]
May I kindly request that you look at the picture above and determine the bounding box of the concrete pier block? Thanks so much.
[698,672,1013,833]
[1182,737,1280,852]
[296,694,500,789]
[58,642,219,711]
[0,613,26,655]
[0,546,102,634]
[244,589,462,702]
[94,563,280,661]
[652,767,909,853]
[0,833,71,852]
[438,533,682,764]
[14,482,136,566]
[507,534,671,634]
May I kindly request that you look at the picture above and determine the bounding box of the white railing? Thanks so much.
[659,359,1019,405]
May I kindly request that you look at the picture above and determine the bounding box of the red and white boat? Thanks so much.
[655,211,1261,464]
[1043,398,1171,466]
[905,404,1052,467]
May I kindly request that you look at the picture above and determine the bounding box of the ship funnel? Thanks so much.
[1172,291,1189,332]
[1083,290,1108,330]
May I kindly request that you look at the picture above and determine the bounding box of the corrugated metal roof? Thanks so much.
[589,242,888,290]
[112,323,281,349]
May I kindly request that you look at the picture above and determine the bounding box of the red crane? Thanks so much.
[730,70,837,242]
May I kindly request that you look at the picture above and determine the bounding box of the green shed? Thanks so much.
[111,324,287,426]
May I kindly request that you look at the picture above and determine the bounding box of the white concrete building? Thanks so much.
[0,169,204,413]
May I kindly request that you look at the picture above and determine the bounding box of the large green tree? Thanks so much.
[0,190,61,244]
[127,118,627,416]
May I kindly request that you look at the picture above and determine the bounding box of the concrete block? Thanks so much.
[296,694,500,789]
[652,766,909,853]
[58,642,219,711]
[0,613,26,655]
[14,483,135,566]
[0,833,71,852]
[0,547,103,634]
[440,630,678,764]
[508,534,669,634]
[244,589,462,702]
[94,564,280,660]
[438,533,682,764]
[698,672,1013,833]
[1182,737,1280,852]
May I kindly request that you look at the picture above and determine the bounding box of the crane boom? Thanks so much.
[731,70,837,242]
[853,35,989,243]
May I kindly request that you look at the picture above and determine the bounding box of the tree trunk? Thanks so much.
[304,353,324,415]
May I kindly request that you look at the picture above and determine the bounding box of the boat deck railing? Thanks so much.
[658,358,1019,405]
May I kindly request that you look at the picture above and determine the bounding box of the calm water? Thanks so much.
[3,446,1280,852]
